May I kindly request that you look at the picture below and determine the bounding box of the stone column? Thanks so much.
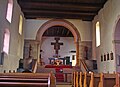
[37,43,40,64]
[24,40,40,62]
[75,41,80,66]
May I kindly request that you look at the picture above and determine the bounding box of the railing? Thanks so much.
[31,59,38,73]
[72,71,117,87]
[80,59,89,72]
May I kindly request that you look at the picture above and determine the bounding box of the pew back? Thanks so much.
[0,73,56,87]
[104,73,116,87]
[73,72,116,87]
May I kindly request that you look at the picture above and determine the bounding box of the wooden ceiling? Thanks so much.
[17,0,107,21]
[17,0,107,37]
[43,26,73,37]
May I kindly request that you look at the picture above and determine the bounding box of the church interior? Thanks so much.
[0,0,120,87]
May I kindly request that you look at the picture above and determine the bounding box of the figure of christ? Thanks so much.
[51,37,63,58]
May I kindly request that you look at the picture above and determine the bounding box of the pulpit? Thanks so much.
[48,58,66,65]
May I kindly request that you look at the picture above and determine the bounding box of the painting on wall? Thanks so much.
[110,52,114,60]
[107,53,109,60]
[101,55,103,62]
[104,54,106,61]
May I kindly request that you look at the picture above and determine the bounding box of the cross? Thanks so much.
[51,37,63,57]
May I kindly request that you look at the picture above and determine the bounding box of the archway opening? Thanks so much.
[36,19,80,66]
[41,25,76,66]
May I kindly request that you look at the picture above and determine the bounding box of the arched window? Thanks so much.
[3,29,10,54]
[19,15,23,35]
[6,0,13,23]
[96,22,101,47]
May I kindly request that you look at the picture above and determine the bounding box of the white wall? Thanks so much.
[41,37,76,64]
[92,0,120,73]
[0,0,25,72]
[66,19,92,41]
[25,19,48,40]
[25,19,92,41]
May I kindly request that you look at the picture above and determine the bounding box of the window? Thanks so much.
[3,29,10,54]
[19,15,23,35]
[96,22,100,47]
[6,0,13,23]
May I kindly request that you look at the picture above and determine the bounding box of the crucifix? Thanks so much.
[51,37,63,58]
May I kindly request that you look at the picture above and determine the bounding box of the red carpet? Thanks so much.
[45,65,72,82]
[55,68,64,82]
[45,65,72,68]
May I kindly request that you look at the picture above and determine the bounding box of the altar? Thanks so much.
[48,58,66,65]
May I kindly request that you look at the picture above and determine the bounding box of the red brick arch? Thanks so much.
[36,19,81,65]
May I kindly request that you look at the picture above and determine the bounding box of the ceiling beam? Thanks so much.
[18,1,103,10]
[17,0,107,21]
[22,8,98,14]
[25,15,94,21]
[18,0,107,4]
[23,10,96,16]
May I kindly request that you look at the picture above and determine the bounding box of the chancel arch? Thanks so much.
[36,19,81,65]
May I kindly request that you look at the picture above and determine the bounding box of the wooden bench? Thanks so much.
[0,73,56,87]
[114,73,120,87]
[73,72,116,87]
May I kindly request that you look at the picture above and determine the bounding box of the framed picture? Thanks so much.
[107,53,109,60]
[110,52,114,60]
[101,55,103,62]
[104,54,106,61]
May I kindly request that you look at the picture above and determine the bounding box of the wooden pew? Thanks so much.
[73,72,116,87]
[89,72,94,87]
[0,73,56,87]
[98,73,104,87]
[104,73,116,87]
[73,72,76,87]
[0,82,48,87]
[89,73,116,87]
[79,72,83,87]
[114,73,120,87]
[0,73,50,87]
[83,72,87,87]
[76,72,79,87]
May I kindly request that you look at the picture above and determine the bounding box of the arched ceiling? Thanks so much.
[17,0,107,21]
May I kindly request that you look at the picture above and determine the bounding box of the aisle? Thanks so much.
[45,65,72,82]
[55,68,64,82]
